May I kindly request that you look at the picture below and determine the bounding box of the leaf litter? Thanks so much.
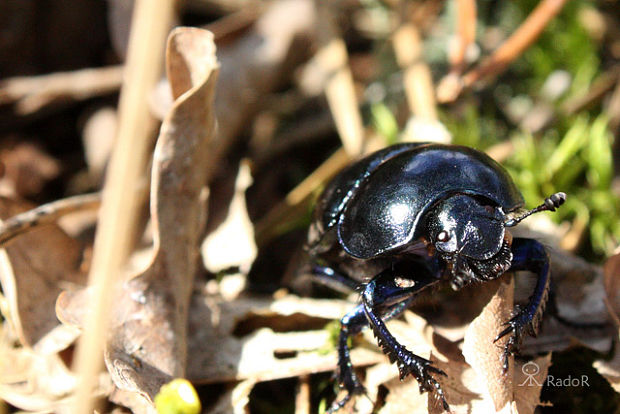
[0,1,618,413]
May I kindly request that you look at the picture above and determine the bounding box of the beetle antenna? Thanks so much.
[504,192,566,227]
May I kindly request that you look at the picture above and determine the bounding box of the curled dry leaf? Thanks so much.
[102,26,219,403]
[0,197,84,354]
[57,26,219,405]
[520,247,613,355]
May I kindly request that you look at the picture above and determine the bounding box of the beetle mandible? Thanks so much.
[306,142,566,412]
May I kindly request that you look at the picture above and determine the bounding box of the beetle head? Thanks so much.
[426,194,513,289]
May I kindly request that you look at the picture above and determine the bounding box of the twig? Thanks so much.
[71,0,174,412]
[603,72,620,133]
[437,0,568,103]
[562,67,620,116]
[295,375,311,414]
[314,0,365,156]
[0,66,124,115]
[0,193,100,247]
[392,23,437,120]
[449,0,477,74]
[203,5,263,43]
[254,147,350,246]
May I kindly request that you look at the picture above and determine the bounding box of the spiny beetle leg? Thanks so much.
[495,238,551,372]
[329,300,414,412]
[361,269,448,410]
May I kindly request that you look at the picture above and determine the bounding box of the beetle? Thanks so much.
[306,142,566,412]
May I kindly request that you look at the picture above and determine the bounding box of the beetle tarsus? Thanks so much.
[494,313,528,372]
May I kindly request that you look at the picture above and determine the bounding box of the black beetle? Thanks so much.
[306,142,566,412]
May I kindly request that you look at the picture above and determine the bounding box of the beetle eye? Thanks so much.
[437,230,450,242]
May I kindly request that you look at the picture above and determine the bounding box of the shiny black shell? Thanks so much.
[310,143,524,259]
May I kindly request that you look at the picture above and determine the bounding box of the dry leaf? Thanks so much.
[57,27,220,407]
[0,341,112,412]
[520,248,612,355]
[603,252,620,326]
[202,160,256,274]
[513,355,551,414]
[209,379,256,414]
[187,294,384,383]
[462,276,514,411]
[0,141,60,198]
[102,27,219,403]
[81,106,117,185]
[0,197,84,353]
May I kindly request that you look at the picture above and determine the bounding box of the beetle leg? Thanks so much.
[361,270,449,411]
[494,237,550,371]
[311,264,360,294]
[329,299,414,413]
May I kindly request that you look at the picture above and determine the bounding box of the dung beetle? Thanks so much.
[306,142,566,412]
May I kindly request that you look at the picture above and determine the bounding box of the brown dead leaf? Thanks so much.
[57,27,220,406]
[375,277,549,414]
[0,197,84,353]
[109,387,156,414]
[0,141,60,198]
[462,276,514,411]
[603,252,620,326]
[520,248,612,355]
[102,27,219,403]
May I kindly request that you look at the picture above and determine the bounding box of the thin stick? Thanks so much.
[0,66,124,115]
[0,193,100,247]
[438,0,568,103]
[315,0,365,156]
[70,0,174,413]
[295,375,311,414]
[450,0,477,74]
[392,23,437,120]
[254,147,350,246]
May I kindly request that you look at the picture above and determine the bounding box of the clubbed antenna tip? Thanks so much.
[505,192,566,227]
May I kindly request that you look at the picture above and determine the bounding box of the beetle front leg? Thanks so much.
[361,270,449,411]
[494,237,550,371]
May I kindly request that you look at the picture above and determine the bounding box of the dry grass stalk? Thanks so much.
[450,0,477,74]
[438,0,568,103]
[254,147,350,246]
[392,23,438,120]
[315,1,365,156]
[0,66,124,115]
[71,0,175,412]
